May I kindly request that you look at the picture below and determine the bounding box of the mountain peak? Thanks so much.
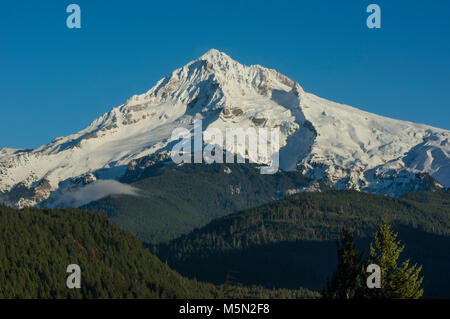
[199,48,231,63]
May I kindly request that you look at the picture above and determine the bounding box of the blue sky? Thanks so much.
[1,0,449,148]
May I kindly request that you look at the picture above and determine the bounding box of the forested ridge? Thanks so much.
[155,190,450,298]
[83,163,309,243]
[0,204,318,299]
[1,190,448,298]
[0,204,218,298]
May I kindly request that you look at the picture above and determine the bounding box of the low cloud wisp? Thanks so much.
[50,180,140,208]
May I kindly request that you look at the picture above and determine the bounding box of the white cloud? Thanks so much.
[50,180,139,208]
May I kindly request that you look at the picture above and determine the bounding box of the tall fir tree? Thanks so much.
[322,228,364,299]
[365,219,424,299]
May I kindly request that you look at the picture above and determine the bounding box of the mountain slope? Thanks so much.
[0,204,319,299]
[155,190,450,298]
[0,49,448,207]
[81,163,309,244]
[0,204,216,298]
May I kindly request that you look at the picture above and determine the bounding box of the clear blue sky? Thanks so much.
[1,0,449,149]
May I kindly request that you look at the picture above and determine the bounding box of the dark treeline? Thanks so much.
[155,190,450,298]
[83,163,309,244]
[0,204,317,299]
[324,222,424,299]
[0,204,216,298]
[1,190,448,298]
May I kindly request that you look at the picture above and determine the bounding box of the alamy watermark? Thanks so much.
[170,120,280,174]
[366,4,381,29]
[66,264,81,289]
[366,264,381,289]
[66,4,81,29]
[64,4,379,30]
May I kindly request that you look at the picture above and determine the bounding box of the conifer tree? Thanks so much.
[322,228,364,299]
[365,219,424,299]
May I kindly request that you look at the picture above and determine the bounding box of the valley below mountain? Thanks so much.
[82,163,309,243]
[155,190,450,298]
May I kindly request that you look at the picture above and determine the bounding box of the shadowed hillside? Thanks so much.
[155,191,450,298]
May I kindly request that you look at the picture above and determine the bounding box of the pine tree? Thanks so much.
[365,219,424,299]
[322,228,364,299]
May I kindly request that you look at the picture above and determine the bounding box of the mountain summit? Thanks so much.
[1,49,448,207]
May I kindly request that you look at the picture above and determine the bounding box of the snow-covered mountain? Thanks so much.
[1,49,448,207]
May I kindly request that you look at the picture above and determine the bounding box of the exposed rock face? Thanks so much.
[0,178,52,208]
[121,151,172,183]
[252,118,268,126]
